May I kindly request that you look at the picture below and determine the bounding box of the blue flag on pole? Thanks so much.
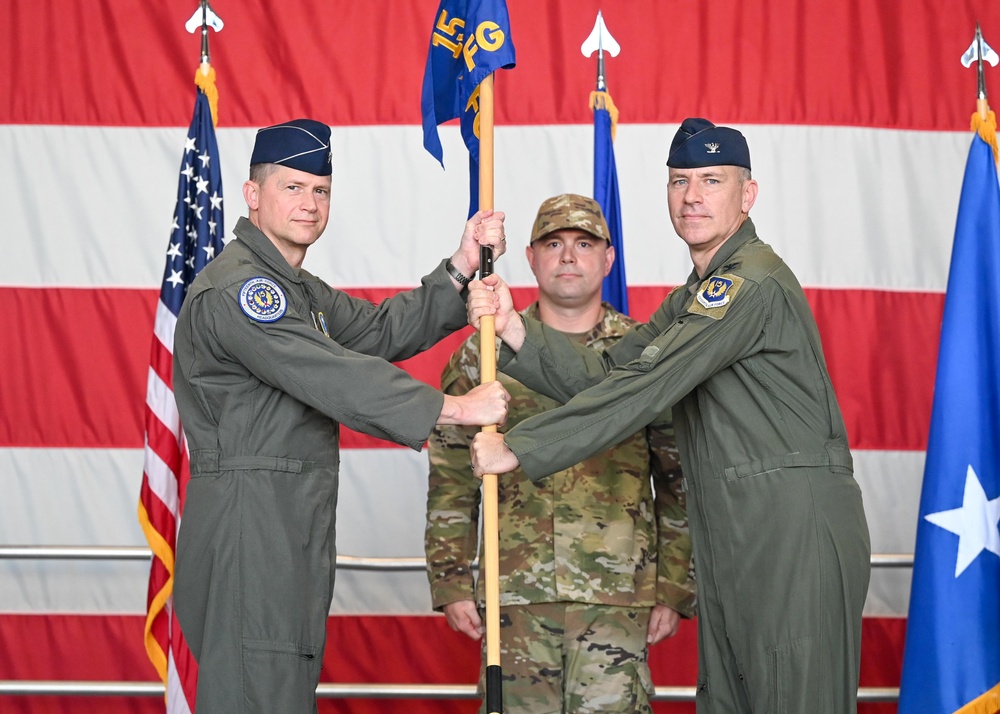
[592,91,628,314]
[898,130,1000,714]
[420,0,516,217]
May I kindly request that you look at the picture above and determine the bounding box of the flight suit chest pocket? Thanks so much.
[636,323,686,372]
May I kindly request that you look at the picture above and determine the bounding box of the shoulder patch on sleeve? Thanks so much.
[687,274,744,320]
[238,277,287,322]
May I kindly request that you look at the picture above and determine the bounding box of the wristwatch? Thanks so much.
[445,259,473,287]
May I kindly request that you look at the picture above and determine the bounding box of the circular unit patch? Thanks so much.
[239,277,287,322]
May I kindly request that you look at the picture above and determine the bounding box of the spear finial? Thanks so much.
[581,10,620,92]
[185,1,224,125]
[961,22,998,118]
[185,0,224,76]
[962,23,999,161]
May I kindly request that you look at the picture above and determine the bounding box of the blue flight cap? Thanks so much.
[250,119,333,176]
[666,117,751,171]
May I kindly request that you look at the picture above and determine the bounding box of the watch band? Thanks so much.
[445,258,473,287]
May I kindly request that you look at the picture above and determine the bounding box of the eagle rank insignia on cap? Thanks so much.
[239,277,287,322]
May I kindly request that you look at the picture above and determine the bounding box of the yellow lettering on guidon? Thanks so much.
[463,21,504,70]
[431,12,507,142]
[431,10,465,59]
[465,85,481,138]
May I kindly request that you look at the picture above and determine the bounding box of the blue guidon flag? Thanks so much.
[421,0,516,216]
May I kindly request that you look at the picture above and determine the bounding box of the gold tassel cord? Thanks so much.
[954,682,1000,714]
[195,65,220,127]
[971,109,999,165]
[590,90,619,142]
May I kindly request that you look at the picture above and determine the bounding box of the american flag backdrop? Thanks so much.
[137,80,224,714]
[2,1,999,713]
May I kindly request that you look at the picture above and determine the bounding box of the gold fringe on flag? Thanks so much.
[138,500,174,685]
[590,90,619,142]
[971,109,999,165]
[954,682,1000,714]
[195,64,219,127]
[955,680,1000,714]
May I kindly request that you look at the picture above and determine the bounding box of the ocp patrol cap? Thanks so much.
[666,117,751,171]
[530,193,611,244]
[250,118,333,176]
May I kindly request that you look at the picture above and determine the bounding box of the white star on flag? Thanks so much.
[199,152,211,167]
[181,163,195,180]
[166,242,182,260]
[924,465,1000,577]
[166,269,184,288]
[196,177,209,194]
[184,136,197,152]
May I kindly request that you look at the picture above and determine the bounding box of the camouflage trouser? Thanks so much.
[476,602,655,714]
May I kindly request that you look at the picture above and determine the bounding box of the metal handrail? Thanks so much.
[0,546,425,571]
[0,681,900,701]
[0,546,909,702]
[0,546,914,569]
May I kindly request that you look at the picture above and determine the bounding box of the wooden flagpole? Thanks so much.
[477,72,503,714]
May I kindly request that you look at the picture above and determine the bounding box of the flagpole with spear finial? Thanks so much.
[962,22,999,161]
[582,10,621,96]
[582,11,628,314]
[185,0,224,126]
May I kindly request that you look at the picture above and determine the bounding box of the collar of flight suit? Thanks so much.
[232,216,307,285]
[684,216,758,294]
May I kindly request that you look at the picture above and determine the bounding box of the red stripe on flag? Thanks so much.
[0,285,941,452]
[0,613,905,714]
[149,326,174,392]
[0,287,155,448]
[145,413,183,480]
[1,1,993,131]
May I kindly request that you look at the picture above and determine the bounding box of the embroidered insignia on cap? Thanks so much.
[239,277,287,322]
[698,276,734,308]
[705,142,721,154]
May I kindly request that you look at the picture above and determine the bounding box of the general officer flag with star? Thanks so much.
[898,128,1000,714]
[421,0,515,217]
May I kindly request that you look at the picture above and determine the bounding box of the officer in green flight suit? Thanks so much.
[172,118,511,713]
[466,118,871,714]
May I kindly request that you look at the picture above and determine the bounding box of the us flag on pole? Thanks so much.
[138,80,224,713]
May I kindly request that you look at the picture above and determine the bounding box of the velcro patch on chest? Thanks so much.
[688,273,744,320]
[239,277,287,322]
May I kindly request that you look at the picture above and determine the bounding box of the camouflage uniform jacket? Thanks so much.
[425,303,696,615]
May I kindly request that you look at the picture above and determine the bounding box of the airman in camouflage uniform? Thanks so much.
[426,194,696,714]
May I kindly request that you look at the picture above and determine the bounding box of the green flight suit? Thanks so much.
[173,217,466,713]
[499,218,871,714]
